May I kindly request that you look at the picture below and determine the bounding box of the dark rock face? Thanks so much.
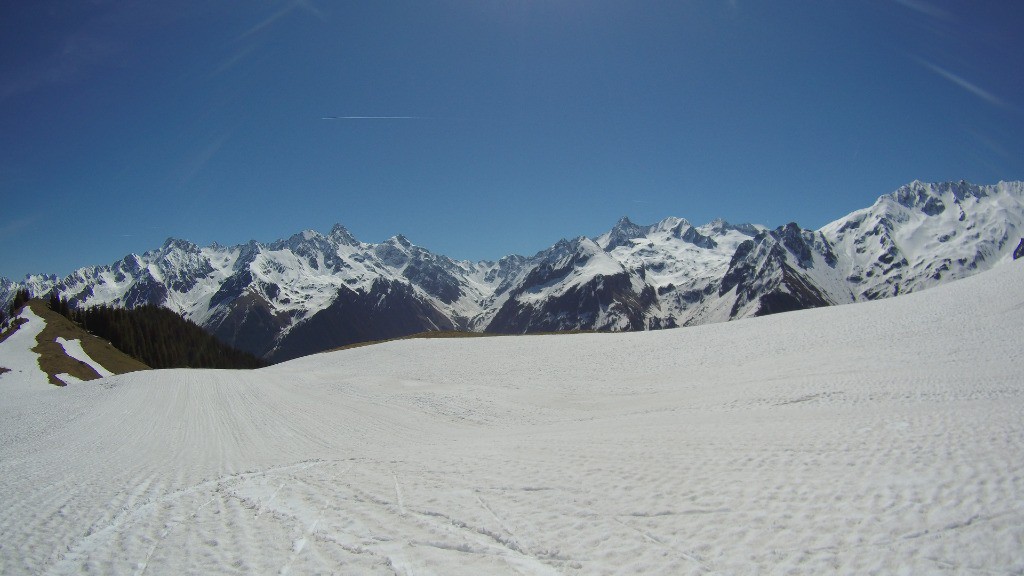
[208,292,291,359]
[720,239,758,297]
[210,270,254,309]
[677,224,718,249]
[754,266,834,317]
[773,223,838,270]
[602,217,650,251]
[921,196,946,216]
[401,255,463,305]
[778,223,814,269]
[269,279,455,362]
[1015,238,1024,260]
[719,225,842,319]
[122,273,169,309]
[153,239,216,293]
[484,235,663,334]
[486,271,657,334]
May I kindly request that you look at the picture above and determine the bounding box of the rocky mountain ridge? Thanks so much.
[4,180,1022,362]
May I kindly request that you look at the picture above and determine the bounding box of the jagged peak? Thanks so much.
[554,236,612,268]
[234,239,264,265]
[328,224,358,245]
[596,216,653,250]
[612,215,641,229]
[613,216,648,232]
[497,253,527,266]
[22,272,58,284]
[577,235,603,252]
[299,229,322,241]
[159,237,200,253]
[272,229,327,252]
[652,216,691,233]
[700,218,761,237]
[548,237,576,251]
[875,180,986,216]
[528,237,578,263]
[386,234,414,249]
[118,252,145,269]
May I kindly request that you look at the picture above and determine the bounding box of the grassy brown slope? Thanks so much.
[0,318,19,375]
[27,300,149,386]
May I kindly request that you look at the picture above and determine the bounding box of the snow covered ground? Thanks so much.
[0,306,53,390]
[1,261,1023,575]
[55,337,113,378]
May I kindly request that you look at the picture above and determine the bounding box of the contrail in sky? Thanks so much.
[321,116,434,120]
[893,0,953,22]
[912,56,1013,110]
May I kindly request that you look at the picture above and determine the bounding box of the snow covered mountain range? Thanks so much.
[4,180,1023,362]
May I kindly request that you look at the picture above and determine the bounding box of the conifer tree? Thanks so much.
[8,288,30,317]
[55,301,267,369]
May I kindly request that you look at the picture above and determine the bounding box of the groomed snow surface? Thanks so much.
[2,262,1023,575]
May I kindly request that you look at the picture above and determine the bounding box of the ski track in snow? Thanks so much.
[2,262,1024,574]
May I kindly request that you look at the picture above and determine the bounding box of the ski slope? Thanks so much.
[1,261,1023,575]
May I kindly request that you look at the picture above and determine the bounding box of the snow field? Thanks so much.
[0,306,52,390]
[1,261,1022,574]
[56,337,114,378]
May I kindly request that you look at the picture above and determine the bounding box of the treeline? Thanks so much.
[1,288,32,330]
[49,293,267,370]
[8,288,31,317]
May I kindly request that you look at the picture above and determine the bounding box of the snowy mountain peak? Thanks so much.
[271,229,329,254]
[159,237,200,253]
[381,234,415,251]
[652,216,690,233]
[4,180,1021,362]
[821,180,1024,300]
[328,224,358,246]
[596,216,653,250]
[887,180,953,215]
[699,218,762,238]
[880,179,1005,217]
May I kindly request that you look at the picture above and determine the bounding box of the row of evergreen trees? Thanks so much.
[8,288,31,317]
[48,293,267,370]
[1,288,32,330]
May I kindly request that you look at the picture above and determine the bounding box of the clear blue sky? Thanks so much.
[2,1,1022,280]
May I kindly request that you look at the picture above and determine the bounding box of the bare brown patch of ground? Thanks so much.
[26,300,149,386]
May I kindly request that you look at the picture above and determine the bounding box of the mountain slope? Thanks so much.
[6,180,1023,361]
[0,300,149,386]
[821,180,1024,298]
[485,236,661,333]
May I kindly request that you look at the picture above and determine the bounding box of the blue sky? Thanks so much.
[2,1,1022,280]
